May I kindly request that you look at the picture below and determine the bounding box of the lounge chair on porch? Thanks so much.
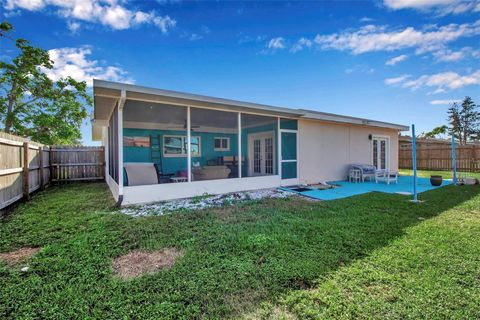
[375,169,398,184]
[124,162,159,186]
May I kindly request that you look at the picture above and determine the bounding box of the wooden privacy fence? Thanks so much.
[50,146,105,182]
[399,143,480,172]
[0,133,104,210]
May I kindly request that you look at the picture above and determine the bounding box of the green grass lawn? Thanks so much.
[1,183,479,319]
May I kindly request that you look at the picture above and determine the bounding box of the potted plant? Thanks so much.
[430,175,443,186]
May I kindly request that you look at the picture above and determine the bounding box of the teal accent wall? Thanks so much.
[123,128,238,176]
[124,119,287,184]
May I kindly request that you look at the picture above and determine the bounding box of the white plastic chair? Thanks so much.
[375,170,398,184]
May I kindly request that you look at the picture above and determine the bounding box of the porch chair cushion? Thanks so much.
[124,162,159,186]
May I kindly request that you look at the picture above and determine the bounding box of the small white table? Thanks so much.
[170,177,188,183]
[349,168,362,183]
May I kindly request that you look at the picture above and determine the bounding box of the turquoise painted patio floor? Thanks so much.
[285,176,452,201]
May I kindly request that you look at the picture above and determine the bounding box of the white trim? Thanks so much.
[281,178,299,186]
[103,126,109,179]
[122,175,281,205]
[278,117,282,179]
[372,135,390,171]
[296,129,299,182]
[106,175,119,201]
[213,137,230,151]
[187,106,191,182]
[247,130,276,176]
[238,112,242,178]
[372,134,391,139]
[118,103,124,196]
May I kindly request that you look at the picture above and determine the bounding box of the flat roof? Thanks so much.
[93,79,409,134]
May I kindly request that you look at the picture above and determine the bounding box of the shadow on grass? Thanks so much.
[0,183,479,319]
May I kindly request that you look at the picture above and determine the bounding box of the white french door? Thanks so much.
[248,132,275,176]
[372,137,389,170]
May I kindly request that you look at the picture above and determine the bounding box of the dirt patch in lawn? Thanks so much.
[0,247,41,266]
[112,248,184,279]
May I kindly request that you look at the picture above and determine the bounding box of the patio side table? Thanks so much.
[349,168,362,183]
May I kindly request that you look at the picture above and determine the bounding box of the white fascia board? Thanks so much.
[93,79,409,131]
[300,110,409,131]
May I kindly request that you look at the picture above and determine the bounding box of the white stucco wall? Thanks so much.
[298,119,399,184]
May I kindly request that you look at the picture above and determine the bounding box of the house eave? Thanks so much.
[92,79,410,138]
[299,110,410,131]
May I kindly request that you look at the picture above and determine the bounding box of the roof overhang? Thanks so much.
[299,110,409,131]
[92,79,409,140]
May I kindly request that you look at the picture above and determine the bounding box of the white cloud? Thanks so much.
[385,70,480,93]
[4,0,45,11]
[360,16,374,22]
[237,34,266,44]
[384,0,480,15]
[152,15,176,33]
[344,65,375,75]
[384,74,410,85]
[433,47,480,62]
[430,99,461,105]
[385,54,408,65]
[314,20,480,55]
[267,37,286,50]
[290,38,312,53]
[44,46,134,87]
[67,21,81,34]
[4,0,176,32]
[188,33,202,41]
[133,11,154,24]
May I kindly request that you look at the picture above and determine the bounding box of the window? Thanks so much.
[163,135,201,157]
[123,136,150,147]
[214,137,230,151]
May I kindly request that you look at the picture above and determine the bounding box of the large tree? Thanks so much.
[0,21,91,145]
[447,97,478,145]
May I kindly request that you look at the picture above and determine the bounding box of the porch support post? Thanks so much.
[104,126,109,181]
[238,112,242,178]
[187,106,192,182]
[277,117,282,178]
[118,90,126,197]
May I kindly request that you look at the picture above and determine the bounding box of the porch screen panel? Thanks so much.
[241,114,278,177]
[108,105,119,183]
[191,108,238,181]
[280,119,298,130]
[281,162,297,180]
[122,100,188,185]
[281,132,297,160]
[281,131,297,180]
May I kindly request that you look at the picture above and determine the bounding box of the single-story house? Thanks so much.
[92,80,409,205]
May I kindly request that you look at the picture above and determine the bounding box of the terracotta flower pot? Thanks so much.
[430,175,443,186]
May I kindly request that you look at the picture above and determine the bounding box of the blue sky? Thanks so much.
[2,0,480,145]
